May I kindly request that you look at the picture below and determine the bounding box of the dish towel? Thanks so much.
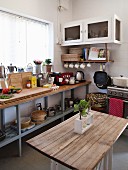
[109,98,123,117]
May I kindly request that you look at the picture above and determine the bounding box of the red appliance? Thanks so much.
[53,72,73,86]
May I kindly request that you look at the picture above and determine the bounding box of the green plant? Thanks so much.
[74,99,90,119]
[45,59,52,65]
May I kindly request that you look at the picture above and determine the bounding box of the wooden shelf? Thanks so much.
[63,60,114,63]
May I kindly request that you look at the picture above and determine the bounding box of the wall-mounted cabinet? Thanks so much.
[62,14,121,46]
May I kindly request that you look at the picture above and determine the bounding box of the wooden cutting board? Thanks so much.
[7,72,32,89]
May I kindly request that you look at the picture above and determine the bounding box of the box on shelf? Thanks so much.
[61,54,81,62]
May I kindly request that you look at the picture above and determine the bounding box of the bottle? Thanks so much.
[26,80,31,88]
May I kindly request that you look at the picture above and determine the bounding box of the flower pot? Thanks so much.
[74,112,93,134]
[35,64,41,74]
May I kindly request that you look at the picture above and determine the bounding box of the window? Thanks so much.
[0,10,53,67]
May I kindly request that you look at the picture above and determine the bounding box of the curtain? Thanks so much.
[0,11,50,68]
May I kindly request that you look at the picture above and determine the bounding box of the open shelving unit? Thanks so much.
[0,81,91,156]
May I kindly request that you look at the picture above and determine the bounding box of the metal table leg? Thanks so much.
[0,109,5,131]
[16,105,22,157]
[61,92,65,122]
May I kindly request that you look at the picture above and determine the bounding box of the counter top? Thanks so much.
[0,81,91,109]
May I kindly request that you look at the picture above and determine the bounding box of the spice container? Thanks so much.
[26,80,31,88]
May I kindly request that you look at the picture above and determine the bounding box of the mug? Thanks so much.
[69,63,74,68]
[80,63,86,69]
[74,63,79,69]
[64,63,68,68]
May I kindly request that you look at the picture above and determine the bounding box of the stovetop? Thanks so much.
[107,86,128,99]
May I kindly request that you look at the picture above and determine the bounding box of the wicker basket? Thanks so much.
[86,93,107,107]
[21,117,31,129]
[61,54,81,62]
[31,110,46,124]
[69,48,83,55]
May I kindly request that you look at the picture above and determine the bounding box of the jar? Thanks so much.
[26,80,31,88]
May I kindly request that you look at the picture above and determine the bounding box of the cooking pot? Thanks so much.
[7,64,17,73]
[75,71,85,81]
[93,71,111,89]
[111,76,128,87]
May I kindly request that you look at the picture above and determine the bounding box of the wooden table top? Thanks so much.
[0,81,91,109]
[27,111,128,170]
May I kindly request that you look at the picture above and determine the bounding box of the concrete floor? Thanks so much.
[0,133,128,170]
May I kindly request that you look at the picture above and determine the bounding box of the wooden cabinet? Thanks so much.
[62,14,121,46]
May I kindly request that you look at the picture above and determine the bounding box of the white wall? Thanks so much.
[71,0,128,92]
[0,0,73,123]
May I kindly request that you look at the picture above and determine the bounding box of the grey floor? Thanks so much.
[0,133,128,170]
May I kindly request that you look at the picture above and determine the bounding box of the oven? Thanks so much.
[107,86,128,119]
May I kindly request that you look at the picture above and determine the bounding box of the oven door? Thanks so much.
[107,97,128,119]
[124,100,128,119]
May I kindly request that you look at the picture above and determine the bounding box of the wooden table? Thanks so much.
[27,111,128,170]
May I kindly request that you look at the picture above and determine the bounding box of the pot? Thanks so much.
[75,71,85,81]
[112,76,128,87]
[93,71,111,89]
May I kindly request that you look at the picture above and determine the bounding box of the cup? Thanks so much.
[64,63,68,68]
[80,63,86,69]
[69,63,74,68]
[74,63,79,69]
[87,63,91,67]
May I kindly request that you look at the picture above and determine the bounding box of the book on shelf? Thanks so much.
[88,47,109,60]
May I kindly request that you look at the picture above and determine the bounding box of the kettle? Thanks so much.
[7,64,17,73]
[75,71,85,81]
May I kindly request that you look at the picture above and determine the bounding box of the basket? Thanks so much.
[61,54,81,62]
[20,117,31,129]
[31,110,46,124]
[86,92,107,107]
[69,48,83,55]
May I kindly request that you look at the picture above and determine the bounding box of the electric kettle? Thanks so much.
[75,71,85,81]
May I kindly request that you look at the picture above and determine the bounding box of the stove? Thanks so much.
[107,86,128,119]
[107,86,128,99]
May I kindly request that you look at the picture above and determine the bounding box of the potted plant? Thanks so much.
[74,99,93,134]
[74,99,90,119]
[45,59,52,73]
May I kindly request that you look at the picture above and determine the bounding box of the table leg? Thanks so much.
[16,105,22,157]
[61,92,65,122]
[103,146,113,170]
[0,109,5,131]
[51,160,59,170]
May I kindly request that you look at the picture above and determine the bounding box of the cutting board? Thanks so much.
[7,72,32,89]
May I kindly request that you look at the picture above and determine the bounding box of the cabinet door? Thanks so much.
[111,15,121,43]
[84,17,112,44]
[62,21,84,45]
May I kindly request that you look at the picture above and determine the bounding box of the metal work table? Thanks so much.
[0,81,91,156]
